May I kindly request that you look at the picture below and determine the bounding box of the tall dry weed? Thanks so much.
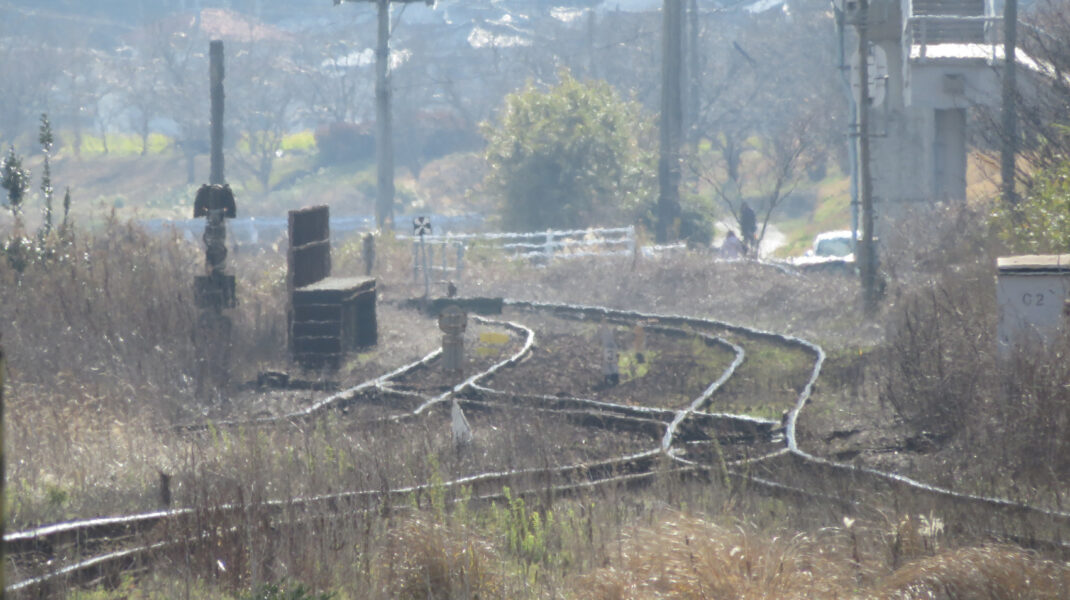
[573,512,857,599]
[1,216,290,526]
[379,516,502,600]
[872,545,1070,599]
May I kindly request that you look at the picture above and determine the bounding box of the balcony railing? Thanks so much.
[903,0,1002,62]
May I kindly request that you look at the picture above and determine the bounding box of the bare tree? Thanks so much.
[132,19,209,183]
[684,3,842,252]
[693,107,820,252]
[227,40,303,191]
[0,36,62,149]
[997,0,1070,183]
[294,32,374,126]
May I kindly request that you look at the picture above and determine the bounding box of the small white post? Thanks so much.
[412,241,419,283]
[451,399,473,447]
[421,234,430,298]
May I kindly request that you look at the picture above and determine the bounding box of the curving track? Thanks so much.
[7,299,1070,596]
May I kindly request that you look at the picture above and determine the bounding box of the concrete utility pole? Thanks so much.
[336,0,433,230]
[1,335,5,596]
[210,40,225,186]
[657,0,683,244]
[1001,0,1018,210]
[375,0,395,230]
[687,0,699,145]
[855,0,878,314]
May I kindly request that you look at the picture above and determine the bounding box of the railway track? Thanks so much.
[7,299,1070,596]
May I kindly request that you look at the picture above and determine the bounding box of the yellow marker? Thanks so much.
[479,331,510,345]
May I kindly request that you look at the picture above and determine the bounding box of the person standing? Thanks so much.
[720,230,744,259]
[739,201,757,256]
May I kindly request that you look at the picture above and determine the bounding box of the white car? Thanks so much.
[791,230,855,269]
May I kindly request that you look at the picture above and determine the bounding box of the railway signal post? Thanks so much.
[193,40,237,394]
[414,216,432,298]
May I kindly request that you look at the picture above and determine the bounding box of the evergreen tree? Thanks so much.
[39,114,54,237]
[1,146,29,232]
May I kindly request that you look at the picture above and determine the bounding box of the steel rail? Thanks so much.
[10,298,1070,595]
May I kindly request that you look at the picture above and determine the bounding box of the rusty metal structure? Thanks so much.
[288,205,377,370]
[193,183,237,312]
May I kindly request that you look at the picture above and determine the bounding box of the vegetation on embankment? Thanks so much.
[2,201,1068,598]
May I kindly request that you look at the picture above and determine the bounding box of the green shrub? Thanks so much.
[991,159,1070,253]
[482,69,655,231]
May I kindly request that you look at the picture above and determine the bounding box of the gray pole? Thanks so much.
[209,40,225,185]
[657,0,683,244]
[857,0,878,314]
[687,0,699,146]
[421,234,430,298]
[1001,0,1018,209]
[836,8,860,245]
[375,0,396,230]
[1,336,5,597]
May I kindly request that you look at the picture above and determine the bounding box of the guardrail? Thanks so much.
[906,15,1002,60]
[402,226,638,282]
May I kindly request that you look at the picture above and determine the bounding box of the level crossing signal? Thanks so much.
[413,216,432,237]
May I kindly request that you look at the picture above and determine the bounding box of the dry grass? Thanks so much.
[4,207,1070,598]
[872,545,1070,599]
[575,512,858,599]
[378,517,503,600]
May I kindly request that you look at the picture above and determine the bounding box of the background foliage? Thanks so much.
[991,158,1070,253]
[481,70,655,232]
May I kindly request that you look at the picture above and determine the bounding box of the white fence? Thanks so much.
[404,226,638,283]
[411,235,467,283]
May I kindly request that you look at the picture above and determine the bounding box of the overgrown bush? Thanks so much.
[877,270,998,444]
[876,252,1070,498]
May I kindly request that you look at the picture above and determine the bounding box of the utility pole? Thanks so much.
[855,0,878,314]
[687,0,699,146]
[1001,0,1018,210]
[657,0,683,244]
[1,335,5,597]
[375,0,395,230]
[336,0,433,230]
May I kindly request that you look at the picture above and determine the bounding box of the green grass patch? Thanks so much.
[281,130,316,153]
[75,132,172,158]
[736,338,813,380]
[619,350,655,383]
